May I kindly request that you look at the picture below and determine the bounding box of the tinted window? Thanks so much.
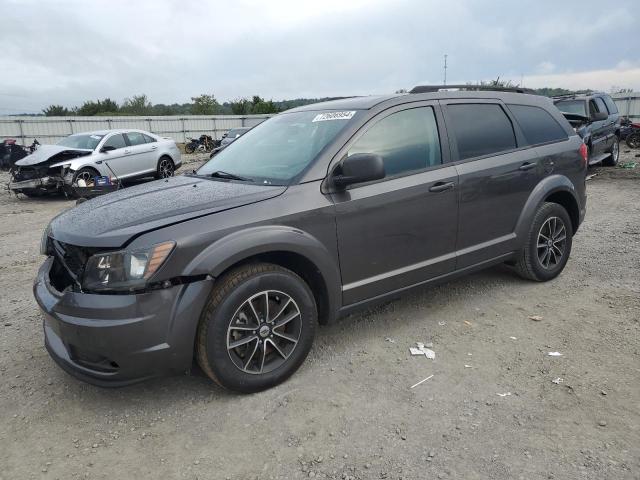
[602,96,618,114]
[58,134,104,150]
[143,133,156,143]
[348,107,441,177]
[103,134,126,150]
[126,132,146,146]
[590,98,607,117]
[508,104,567,145]
[447,104,516,160]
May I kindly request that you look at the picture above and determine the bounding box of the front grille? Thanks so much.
[13,166,47,181]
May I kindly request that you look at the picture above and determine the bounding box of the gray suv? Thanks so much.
[35,86,587,393]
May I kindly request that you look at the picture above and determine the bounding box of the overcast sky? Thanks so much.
[1,0,638,114]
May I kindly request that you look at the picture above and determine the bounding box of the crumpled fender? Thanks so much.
[184,225,342,320]
[514,174,580,242]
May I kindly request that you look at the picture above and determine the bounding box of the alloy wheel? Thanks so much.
[76,170,95,183]
[159,158,174,178]
[226,290,302,374]
[537,216,567,269]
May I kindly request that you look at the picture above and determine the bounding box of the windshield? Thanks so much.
[57,133,104,150]
[197,110,357,184]
[554,100,587,117]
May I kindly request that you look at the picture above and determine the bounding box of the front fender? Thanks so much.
[514,175,579,243]
[184,225,342,320]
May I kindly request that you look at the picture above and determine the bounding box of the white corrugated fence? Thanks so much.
[0,114,272,145]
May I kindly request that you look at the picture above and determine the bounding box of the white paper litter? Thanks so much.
[410,343,435,359]
[438,321,446,326]
[552,377,563,384]
[548,352,563,357]
[496,392,512,397]
[509,336,517,340]
[464,364,473,368]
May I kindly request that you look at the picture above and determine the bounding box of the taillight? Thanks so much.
[579,143,588,168]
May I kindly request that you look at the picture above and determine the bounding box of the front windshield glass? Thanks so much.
[58,134,104,150]
[197,110,358,184]
[554,100,587,117]
[227,129,247,137]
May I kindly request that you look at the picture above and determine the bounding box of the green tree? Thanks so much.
[121,94,152,115]
[229,97,252,115]
[190,94,221,115]
[43,105,70,116]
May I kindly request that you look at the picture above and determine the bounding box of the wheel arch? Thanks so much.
[184,226,342,324]
[515,175,581,242]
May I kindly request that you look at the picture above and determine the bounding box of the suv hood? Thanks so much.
[49,175,286,247]
[15,145,93,166]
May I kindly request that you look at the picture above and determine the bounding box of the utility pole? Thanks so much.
[443,54,448,86]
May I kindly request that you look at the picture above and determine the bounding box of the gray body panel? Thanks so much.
[34,90,587,386]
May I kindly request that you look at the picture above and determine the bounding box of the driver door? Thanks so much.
[331,103,459,305]
[95,133,130,178]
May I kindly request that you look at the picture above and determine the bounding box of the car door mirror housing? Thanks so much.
[591,111,607,122]
[100,145,116,153]
[333,153,385,189]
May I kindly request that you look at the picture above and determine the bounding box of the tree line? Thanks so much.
[42,94,339,117]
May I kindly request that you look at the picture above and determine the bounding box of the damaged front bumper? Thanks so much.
[34,256,213,386]
[8,166,73,195]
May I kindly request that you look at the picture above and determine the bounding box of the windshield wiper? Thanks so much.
[209,170,254,182]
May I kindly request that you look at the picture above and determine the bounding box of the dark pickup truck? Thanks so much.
[553,93,621,166]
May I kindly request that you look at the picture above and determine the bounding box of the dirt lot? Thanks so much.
[1,151,639,480]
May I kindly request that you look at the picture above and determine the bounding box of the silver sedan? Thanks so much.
[9,129,181,196]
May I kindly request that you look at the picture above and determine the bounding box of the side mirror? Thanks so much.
[333,153,385,189]
[591,111,607,122]
[100,145,116,153]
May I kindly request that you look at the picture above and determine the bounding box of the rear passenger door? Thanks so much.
[332,103,459,305]
[442,101,542,269]
[124,131,157,176]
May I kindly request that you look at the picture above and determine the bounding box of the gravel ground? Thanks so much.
[0,150,638,480]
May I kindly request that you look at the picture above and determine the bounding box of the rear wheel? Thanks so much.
[156,156,174,179]
[196,263,317,393]
[603,137,619,166]
[626,132,640,149]
[515,202,573,282]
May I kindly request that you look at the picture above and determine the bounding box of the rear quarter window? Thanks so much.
[447,103,516,160]
[508,104,568,145]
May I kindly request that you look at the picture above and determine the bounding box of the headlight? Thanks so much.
[82,241,175,292]
[40,225,51,255]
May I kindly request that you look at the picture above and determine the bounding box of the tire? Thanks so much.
[626,132,640,149]
[196,263,317,393]
[185,143,196,154]
[603,137,620,166]
[156,156,174,179]
[73,167,100,184]
[514,202,573,282]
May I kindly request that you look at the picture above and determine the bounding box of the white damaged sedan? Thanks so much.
[9,129,181,196]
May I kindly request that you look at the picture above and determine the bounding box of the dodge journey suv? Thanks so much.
[35,85,587,393]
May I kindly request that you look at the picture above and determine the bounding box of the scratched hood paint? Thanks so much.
[49,175,286,247]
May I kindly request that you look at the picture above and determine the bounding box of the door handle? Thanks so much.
[519,162,536,171]
[151,145,158,150]
[124,149,131,154]
[428,181,455,193]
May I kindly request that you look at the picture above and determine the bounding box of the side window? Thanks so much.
[593,98,607,115]
[447,104,517,160]
[143,133,156,143]
[508,104,568,145]
[602,96,619,114]
[103,134,126,150]
[348,107,441,177]
[126,132,146,146]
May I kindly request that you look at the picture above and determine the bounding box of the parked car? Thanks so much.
[8,129,181,196]
[209,127,251,158]
[553,92,620,166]
[35,86,587,393]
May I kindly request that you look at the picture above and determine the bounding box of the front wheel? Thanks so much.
[514,202,573,282]
[196,263,317,393]
[626,132,640,149]
[603,137,620,166]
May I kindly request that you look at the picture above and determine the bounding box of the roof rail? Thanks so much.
[409,84,537,94]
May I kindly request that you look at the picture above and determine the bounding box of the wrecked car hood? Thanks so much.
[15,145,93,166]
[49,175,287,247]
